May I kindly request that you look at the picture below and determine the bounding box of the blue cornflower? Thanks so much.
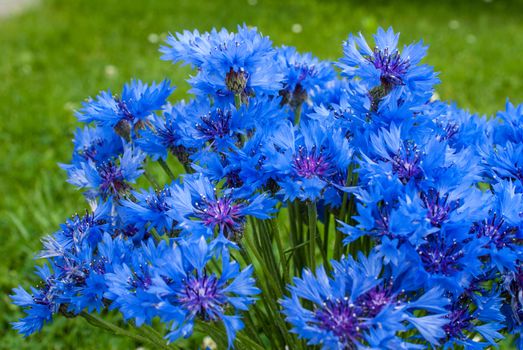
[275,46,336,110]
[483,141,523,184]
[71,126,124,164]
[11,265,59,336]
[136,102,191,164]
[341,182,489,293]
[174,100,251,154]
[77,79,173,138]
[119,184,177,234]
[492,100,523,145]
[105,239,164,326]
[441,292,504,349]
[167,173,276,241]
[161,24,283,101]
[61,144,145,200]
[281,251,449,349]
[471,180,523,272]
[429,101,490,152]
[502,266,523,348]
[262,121,353,205]
[148,237,259,347]
[338,27,438,101]
[38,200,111,259]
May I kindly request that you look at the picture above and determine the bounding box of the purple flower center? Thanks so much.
[196,108,232,142]
[368,47,410,87]
[391,146,423,184]
[473,213,519,249]
[293,146,334,179]
[356,286,395,318]
[195,197,244,237]
[418,238,464,275]
[314,299,363,346]
[443,305,473,339]
[80,138,104,162]
[116,99,134,121]
[178,274,224,320]
[421,190,454,227]
[145,189,171,213]
[157,121,179,148]
[128,271,152,290]
[98,161,129,198]
[33,279,58,308]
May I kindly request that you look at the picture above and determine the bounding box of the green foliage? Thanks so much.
[1,0,522,348]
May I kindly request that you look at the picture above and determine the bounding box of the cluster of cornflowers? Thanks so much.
[11,25,523,350]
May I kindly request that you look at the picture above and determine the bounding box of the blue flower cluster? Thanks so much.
[12,25,523,349]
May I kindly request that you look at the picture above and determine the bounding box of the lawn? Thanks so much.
[1,0,523,348]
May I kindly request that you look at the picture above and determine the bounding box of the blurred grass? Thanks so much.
[1,0,523,348]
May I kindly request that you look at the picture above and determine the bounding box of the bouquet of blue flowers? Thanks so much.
[12,25,523,349]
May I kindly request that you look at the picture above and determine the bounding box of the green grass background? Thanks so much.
[1,0,523,348]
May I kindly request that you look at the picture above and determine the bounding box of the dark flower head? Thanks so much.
[161,25,283,101]
[368,47,410,87]
[292,145,336,179]
[282,252,449,349]
[421,189,455,227]
[178,273,225,321]
[314,298,363,348]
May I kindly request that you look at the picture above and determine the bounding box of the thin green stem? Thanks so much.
[323,207,330,259]
[272,218,290,283]
[293,104,302,125]
[307,201,317,271]
[287,201,301,274]
[334,165,354,260]
[137,325,179,350]
[143,171,160,189]
[234,93,242,109]
[80,312,153,347]
[158,158,176,181]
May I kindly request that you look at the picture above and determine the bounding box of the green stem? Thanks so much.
[272,218,290,283]
[334,165,353,260]
[234,93,242,109]
[143,171,160,189]
[80,312,154,347]
[323,207,330,259]
[287,201,301,274]
[158,158,176,181]
[307,201,317,271]
[293,104,302,125]
[137,325,179,350]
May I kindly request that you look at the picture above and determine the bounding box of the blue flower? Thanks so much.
[441,291,504,349]
[338,27,438,101]
[136,102,191,163]
[152,237,259,347]
[483,141,523,184]
[106,237,259,347]
[492,100,523,145]
[11,265,58,336]
[262,120,353,205]
[104,239,165,326]
[77,79,173,137]
[61,144,145,200]
[471,180,523,272]
[281,251,449,349]
[119,184,178,234]
[70,126,124,164]
[275,46,336,110]
[161,25,283,101]
[167,173,276,241]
